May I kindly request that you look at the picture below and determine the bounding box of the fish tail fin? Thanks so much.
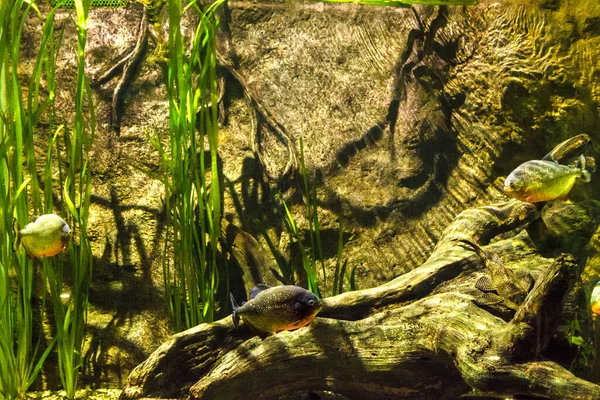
[578,154,592,183]
[230,293,240,329]
[11,218,21,253]
[582,170,592,183]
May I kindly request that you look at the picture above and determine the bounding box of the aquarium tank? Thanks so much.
[1,0,600,398]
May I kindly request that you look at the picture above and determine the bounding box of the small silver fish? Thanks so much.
[504,154,591,203]
[230,284,322,339]
[14,214,71,259]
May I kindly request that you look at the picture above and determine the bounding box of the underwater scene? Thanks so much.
[1,0,600,398]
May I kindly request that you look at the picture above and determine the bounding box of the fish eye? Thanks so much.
[308,300,315,306]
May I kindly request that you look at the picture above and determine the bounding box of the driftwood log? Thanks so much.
[120,197,600,400]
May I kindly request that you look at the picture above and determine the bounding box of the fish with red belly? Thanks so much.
[504,154,591,203]
[591,282,600,316]
[14,214,71,259]
[230,284,322,339]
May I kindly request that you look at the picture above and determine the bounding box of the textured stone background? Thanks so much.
[18,0,600,389]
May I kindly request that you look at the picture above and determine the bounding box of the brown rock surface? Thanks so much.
[18,0,600,389]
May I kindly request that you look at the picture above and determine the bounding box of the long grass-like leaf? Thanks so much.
[0,0,67,396]
[332,220,345,296]
[154,0,224,332]
[13,178,31,203]
[281,196,319,296]
[349,265,357,291]
[47,0,94,396]
[25,336,56,389]
[63,177,79,220]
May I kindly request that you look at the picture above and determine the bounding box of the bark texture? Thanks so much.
[120,197,600,399]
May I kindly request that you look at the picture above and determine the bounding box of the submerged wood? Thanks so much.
[120,198,600,399]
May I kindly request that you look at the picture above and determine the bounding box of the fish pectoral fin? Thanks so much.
[475,276,495,293]
[288,320,304,328]
[525,195,537,203]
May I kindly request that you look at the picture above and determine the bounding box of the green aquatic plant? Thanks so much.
[280,138,324,297]
[299,137,326,291]
[331,220,357,296]
[281,197,319,296]
[149,0,224,332]
[50,0,95,396]
[0,1,60,397]
[566,315,594,370]
[280,138,359,298]
[13,0,95,397]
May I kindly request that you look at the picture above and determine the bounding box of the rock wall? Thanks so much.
[19,0,600,388]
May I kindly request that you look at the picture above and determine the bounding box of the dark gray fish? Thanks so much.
[230,284,322,339]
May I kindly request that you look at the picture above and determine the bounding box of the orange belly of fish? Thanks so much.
[29,241,65,258]
[512,191,558,203]
[591,301,600,315]
[276,310,320,333]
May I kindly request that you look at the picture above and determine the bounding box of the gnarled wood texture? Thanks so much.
[120,197,600,399]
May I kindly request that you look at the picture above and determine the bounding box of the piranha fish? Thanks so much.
[591,282,600,315]
[458,238,534,311]
[230,284,322,339]
[504,154,591,203]
[14,214,71,259]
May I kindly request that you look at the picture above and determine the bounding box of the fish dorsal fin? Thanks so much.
[541,151,559,162]
[475,276,495,293]
[250,284,271,299]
